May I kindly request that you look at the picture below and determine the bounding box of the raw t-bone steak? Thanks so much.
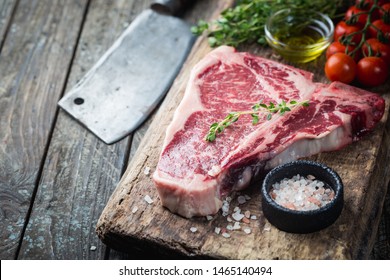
[153,46,385,218]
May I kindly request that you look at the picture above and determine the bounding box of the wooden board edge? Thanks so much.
[353,97,390,258]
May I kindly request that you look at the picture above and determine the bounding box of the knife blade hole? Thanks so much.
[74,98,84,105]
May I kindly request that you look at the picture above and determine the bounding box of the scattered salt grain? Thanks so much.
[222,199,230,216]
[243,228,251,234]
[214,227,221,235]
[237,195,246,205]
[144,195,153,204]
[233,206,240,212]
[244,210,251,219]
[206,215,213,221]
[226,224,234,231]
[190,227,198,233]
[250,215,257,220]
[270,174,335,211]
[144,166,151,175]
[90,246,97,251]
[244,194,251,200]
[232,211,245,221]
[131,206,138,213]
[263,224,271,232]
[222,232,231,238]
[233,222,241,230]
[227,216,233,222]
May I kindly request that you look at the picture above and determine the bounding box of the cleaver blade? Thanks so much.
[58,7,195,144]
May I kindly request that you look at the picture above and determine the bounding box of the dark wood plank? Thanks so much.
[0,0,89,260]
[371,181,390,259]
[0,0,17,48]
[96,0,390,259]
[17,0,154,260]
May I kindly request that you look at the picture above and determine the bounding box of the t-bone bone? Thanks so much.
[153,46,385,218]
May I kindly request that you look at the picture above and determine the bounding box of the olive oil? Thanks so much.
[272,25,329,63]
[265,9,333,63]
[275,26,323,46]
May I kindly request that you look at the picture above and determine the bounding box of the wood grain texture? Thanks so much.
[0,0,17,48]
[371,181,390,259]
[96,1,390,259]
[0,0,386,260]
[0,0,88,259]
[16,0,154,260]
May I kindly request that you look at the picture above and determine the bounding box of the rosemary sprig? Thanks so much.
[205,100,309,142]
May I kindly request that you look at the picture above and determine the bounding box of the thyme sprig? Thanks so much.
[191,0,345,48]
[205,100,309,142]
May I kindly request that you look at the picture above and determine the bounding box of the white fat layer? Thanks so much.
[153,169,224,218]
[266,126,351,169]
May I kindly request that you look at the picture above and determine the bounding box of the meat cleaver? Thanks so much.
[58,0,195,144]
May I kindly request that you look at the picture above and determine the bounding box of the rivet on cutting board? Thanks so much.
[74,98,84,105]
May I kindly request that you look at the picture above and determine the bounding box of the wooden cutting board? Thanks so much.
[96,1,390,259]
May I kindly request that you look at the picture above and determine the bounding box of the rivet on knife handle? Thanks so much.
[151,0,193,16]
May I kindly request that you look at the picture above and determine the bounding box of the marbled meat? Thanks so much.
[153,46,385,218]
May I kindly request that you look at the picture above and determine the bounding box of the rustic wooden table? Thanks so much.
[0,0,389,260]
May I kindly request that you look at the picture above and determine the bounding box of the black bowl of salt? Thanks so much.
[261,160,344,233]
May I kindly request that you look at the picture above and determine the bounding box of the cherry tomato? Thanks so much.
[334,21,363,45]
[357,56,388,86]
[345,6,369,25]
[325,53,357,84]
[362,38,390,64]
[326,41,360,61]
[355,0,388,9]
[369,19,390,40]
[379,3,390,19]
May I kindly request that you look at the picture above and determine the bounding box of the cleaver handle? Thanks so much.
[151,0,194,16]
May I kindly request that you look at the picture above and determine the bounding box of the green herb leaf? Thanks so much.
[192,0,344,48]
[260,103,268,109]
[204,99,310,142]
[252,104,260,111]
[206,133,216,142]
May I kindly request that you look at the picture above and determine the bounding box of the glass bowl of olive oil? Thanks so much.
[265,9,334,63]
